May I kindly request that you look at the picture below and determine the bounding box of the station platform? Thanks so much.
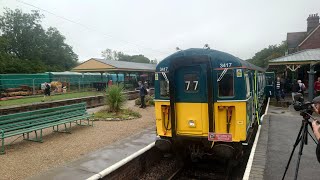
[248,105,320,180]
[28,126,156,180]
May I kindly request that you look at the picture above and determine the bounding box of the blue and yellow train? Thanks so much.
[154,48,266,159]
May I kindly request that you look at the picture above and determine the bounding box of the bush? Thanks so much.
[148,97,155,106]
[134,95,155,106]
[135,98,141,105]
[106,85,127,112]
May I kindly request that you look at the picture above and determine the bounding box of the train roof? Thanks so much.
[157,48,265,72]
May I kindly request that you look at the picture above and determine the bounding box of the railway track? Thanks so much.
[167,159,239,180]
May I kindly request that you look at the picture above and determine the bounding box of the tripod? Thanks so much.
[282,112,318,180]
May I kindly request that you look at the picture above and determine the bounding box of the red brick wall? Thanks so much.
[299,27,320,50]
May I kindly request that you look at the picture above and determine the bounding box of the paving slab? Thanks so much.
[28,126,156,180]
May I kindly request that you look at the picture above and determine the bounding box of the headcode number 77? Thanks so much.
[185,81,198,91]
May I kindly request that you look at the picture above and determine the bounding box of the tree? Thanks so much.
[101,48,151,63]
[150,59,158,64]
[42,27,78,71]
[0,8,78,73]
[247,41,287,68]
[101,48,119,61]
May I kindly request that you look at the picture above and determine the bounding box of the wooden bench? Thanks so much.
[0,102,93,154]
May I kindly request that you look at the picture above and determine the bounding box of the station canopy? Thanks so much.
[72,58,156,73]
[269,48,320,66]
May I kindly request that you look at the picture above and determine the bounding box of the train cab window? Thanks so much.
[218,70,234,97]
[184,73,199,93]
[159,72,169,98]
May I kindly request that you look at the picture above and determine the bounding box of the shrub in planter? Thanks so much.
[106,85,127,112]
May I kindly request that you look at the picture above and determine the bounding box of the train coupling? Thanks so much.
[155,136,172,152]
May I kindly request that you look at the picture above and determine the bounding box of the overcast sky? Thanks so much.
[1,0,319,62]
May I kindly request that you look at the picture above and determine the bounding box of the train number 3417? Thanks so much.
[220,63,232,68]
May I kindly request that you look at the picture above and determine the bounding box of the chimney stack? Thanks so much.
[307,13,319,32]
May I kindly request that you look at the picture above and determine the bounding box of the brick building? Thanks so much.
[287,14,320,54]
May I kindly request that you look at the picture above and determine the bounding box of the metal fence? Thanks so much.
[0,77,139,98]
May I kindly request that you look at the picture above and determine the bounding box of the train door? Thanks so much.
[247,72,256,126]
[170,59,213,137]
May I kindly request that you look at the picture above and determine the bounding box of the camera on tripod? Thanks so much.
[283,93,319,180]
[292,93,314,116]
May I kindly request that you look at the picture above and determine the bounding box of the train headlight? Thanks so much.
[188,120,196,128]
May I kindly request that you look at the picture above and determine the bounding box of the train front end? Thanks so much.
[154,48,264,159]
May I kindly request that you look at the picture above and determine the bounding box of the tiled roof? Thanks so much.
[287,32,306,48]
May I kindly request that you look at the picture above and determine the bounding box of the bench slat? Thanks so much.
[3,114,91,138]
[0,103,92,154]
[0,106,85,125]
[0,103,86,121]
[0,110,87,132]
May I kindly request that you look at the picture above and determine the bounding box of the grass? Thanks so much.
[94,108,141,120]
[0,91,104,107]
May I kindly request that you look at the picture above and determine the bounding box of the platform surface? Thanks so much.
[28,126,156,180]
[250,105,320,180]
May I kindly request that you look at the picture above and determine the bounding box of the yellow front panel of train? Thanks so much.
[155,101,248,142]
[214,102,247,142]
[175,103,208,136]
[155,101,172,137]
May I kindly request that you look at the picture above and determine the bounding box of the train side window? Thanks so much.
[266,76,274,86]
[218,70,234,97]
[159,72,169,98]
[245,74,251,97]
[184,73,199,93]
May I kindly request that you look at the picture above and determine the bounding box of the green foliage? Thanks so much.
[247,41,287,68]
[0,8,78,73]
[135,97,141,105]
[105,85,127,112]
[101,48,152,63]
[134,95,154,106]
[94,108,141,120]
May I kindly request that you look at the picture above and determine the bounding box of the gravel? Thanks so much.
[139,157,180,180]
[0,100,155,180]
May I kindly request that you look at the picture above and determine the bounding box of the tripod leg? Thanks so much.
[308,123,318,145]
[307,131,318,144]
[282,121,304,180]
[294,122,308,180]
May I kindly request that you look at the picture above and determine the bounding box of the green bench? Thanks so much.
[0,102,93,154]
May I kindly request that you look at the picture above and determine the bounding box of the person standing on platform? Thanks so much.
[42,82,51,102]
[138,81,147,108]
[314,77,320,96]
[297,80,306,95]
[275,77,284,102]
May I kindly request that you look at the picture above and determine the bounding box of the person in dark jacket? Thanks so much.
[138,81,147,108]
[42,82,51,102]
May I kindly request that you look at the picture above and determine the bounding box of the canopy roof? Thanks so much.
[269,49,320,65]
[72,58,156,72]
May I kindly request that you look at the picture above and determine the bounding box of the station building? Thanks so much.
[268,14,320,100]
[72,58,156,89]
